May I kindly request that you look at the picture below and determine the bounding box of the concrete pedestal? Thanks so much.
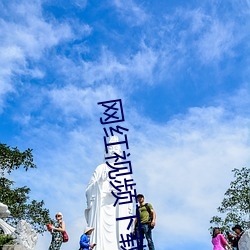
[239,229,250,250]
[1,245,26,250]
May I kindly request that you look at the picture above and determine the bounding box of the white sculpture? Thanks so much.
[85,135,134,250]
[0,203,11,218]
[0,203,38,250]
[13,220,38,250]
[0,202,15,235]
[239,229,250,250]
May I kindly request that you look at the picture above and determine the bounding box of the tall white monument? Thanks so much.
[85,135,134,249]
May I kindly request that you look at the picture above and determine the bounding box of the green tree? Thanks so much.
[0,143,52,233]
[210,167,250,232]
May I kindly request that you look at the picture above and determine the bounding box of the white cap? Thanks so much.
[55,212,63,218]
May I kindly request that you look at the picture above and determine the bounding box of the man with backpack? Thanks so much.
[133,194,156,250]
[231,225,244,250]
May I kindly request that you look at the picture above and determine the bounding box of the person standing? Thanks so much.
[48,212,66,250]
[133,194,156,250]
[79,227,96,250]
[212,227,232,250]
[231,225,244,250]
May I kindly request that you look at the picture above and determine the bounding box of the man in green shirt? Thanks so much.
[134,194,156,250]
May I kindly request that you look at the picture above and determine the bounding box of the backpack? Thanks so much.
[145,203,154,229]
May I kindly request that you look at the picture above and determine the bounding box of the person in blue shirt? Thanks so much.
[79,227,96,250]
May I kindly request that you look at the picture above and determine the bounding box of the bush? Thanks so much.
[0,234,14,246]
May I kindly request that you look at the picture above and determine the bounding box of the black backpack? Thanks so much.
[145,203,154,229]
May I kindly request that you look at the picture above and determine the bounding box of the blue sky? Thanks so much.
[1,0,250,249]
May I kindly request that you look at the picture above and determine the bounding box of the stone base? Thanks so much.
[1,245,26,250]
[239,229,250,250]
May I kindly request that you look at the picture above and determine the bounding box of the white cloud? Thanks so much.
[73,0,87,9]
[0,1,75,111]
[82,48,127,85]
[48,84,121,120]
[127,43,158,84]
[112,0,148,26]
[81,46,158,86]
[196,20,235,63]
[188,8,210,33]
[159,7,240,67]
[0,1,73,58]
[0,45,25,110]
[224,84,250,114]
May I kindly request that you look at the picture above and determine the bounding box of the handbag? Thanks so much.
[46,224,52,232]
[62,231,69,242]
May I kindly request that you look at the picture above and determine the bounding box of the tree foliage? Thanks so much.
[0,143,52,233]
[210,167,250,232]
[0,144,36,175]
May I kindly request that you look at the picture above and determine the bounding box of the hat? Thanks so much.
[55,212,63,218]
[232,225,243,231]
[84,227,94,234]
[137,194,144,198]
